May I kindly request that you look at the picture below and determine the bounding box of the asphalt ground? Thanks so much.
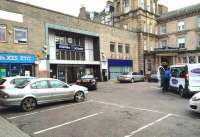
[1,81,200,137]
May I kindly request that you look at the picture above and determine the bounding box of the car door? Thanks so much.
[30,80,53,103]
[49,80,75,100]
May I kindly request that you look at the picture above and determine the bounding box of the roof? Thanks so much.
[158,3,200,22]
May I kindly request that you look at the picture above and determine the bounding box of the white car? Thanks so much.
[0,76,35,89]
[189,92,200,113]
[0,78,88,112]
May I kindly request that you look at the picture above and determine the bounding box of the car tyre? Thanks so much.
[179,87,186,98]
[74,91,85,102]
[21,97,37,112]
[131,79,135,83]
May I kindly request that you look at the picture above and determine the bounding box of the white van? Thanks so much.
[169,64,200,97]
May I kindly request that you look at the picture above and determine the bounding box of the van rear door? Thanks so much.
[188,64,200,92]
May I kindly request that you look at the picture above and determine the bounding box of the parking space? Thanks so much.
[1,81,200,137]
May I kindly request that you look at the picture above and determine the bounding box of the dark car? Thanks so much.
[76,75,97,90]
[147,73,158,82]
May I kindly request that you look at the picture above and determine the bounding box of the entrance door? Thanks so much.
[57,66,66,82]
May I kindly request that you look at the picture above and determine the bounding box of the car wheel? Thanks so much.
[21,98,37,112]
[131,79,135,83]
[179,87,185,98]
[74,91,85,102]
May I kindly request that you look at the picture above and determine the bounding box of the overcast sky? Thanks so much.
[16,0,200,16]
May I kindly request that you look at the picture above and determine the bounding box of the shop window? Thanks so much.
[177,37,185,48]
[178,20,184,32]
[0,25,6,42]
[118,44,123,53]
[198,56,200,63]
[189,56,196,64]
[60,50,66,60]
[71,52,75,60]
[198,16,200,28]
[14,27,28,44]
[183,57,188,63]
[110,42,115,52]
[66,51,71,60]
[198,34,200,47]
[125,44,130,54]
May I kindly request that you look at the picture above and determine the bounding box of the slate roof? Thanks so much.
[158,3,200,21]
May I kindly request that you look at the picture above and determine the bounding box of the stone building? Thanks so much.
[0,0,138,82]
[146,3,200,72]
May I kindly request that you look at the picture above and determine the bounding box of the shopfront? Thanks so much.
[108,59,133,80]
[0,53,36,78]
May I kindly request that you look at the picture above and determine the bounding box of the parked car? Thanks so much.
[147,73,159,82]
[189,92,200,113]
[76,75,97,90]
[158,64,200,98]
[0,76,35,89]
[117,72,145,83]
[0,78,88,112]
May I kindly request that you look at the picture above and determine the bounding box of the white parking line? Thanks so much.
[33,112,103,135]
[7,100,92,120]
[92,100,167,114]
[124,114,172,137]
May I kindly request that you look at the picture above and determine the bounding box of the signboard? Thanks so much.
[56,44,84,52]
[0,53,35,64]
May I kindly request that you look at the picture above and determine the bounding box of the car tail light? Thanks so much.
[0,85,5,89]
[185,73,189,80]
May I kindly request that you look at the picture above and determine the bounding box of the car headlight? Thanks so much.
[192,96,200,101]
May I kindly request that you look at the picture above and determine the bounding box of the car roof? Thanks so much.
[29,78,59,83]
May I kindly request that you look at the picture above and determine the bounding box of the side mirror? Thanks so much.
[63,85,69,88]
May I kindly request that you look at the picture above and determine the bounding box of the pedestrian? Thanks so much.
[162,66,171,92]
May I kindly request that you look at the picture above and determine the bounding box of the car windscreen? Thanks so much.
[15,80,30,89]
[0,79,6,85]
[81,75,94,79]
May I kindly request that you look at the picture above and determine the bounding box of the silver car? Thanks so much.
[0,78,88,112]
[117,72,145,83]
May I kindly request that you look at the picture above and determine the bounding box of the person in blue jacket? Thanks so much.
[162,66,171,91]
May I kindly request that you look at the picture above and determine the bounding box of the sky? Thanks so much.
[16,0,200,16]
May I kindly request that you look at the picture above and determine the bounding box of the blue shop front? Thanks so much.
[108,59,133,80]
[0,53,36,78]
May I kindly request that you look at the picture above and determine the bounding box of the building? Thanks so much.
[146,3,200,71]
[0,0,138,82]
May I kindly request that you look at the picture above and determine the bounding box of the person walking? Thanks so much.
[162,66,171,92]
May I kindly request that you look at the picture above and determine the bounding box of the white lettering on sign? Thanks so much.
[20,56,32,61]
[0,55,18,61]
[0,10,23,23]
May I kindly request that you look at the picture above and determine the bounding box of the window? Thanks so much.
[177,37,185,48]
[160,24,166,34]
[14,27,28,43]
[183,57,188,63]
[146,0,151,11]
[178,20,184,32]
[31,81,49,89]
[118,44,123,53]
[124,0,129,13]
[125,44,130,54]
[0,25,6,42]
[144,39,147,50]
[139,0,145,9]
[149,23,153,33]
[198,16,200,28]
[110,42,115,52]
[198,56,200,63]
[116,2,120,13]
[49,80,67,88]
[160,40,167,48]
[189,56,196,64]
[198,34,200,47]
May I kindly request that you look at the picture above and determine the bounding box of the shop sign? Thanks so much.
[0,53,35,64]
[56,44,84,52]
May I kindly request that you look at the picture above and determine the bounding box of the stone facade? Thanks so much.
[0,0,138,81]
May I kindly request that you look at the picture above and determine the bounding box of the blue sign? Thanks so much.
[56,44,84,52]
[172,79,178,85]
[108,59,133,67]
[0,53,36,64]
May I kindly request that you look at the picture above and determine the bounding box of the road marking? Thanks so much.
[124,114,172,137]
[92,100,167,114]
[7,100,92,120]
[33,112,103,135]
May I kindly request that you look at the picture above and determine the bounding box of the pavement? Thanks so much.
[0,81,200,137]
[0,116,30,137]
